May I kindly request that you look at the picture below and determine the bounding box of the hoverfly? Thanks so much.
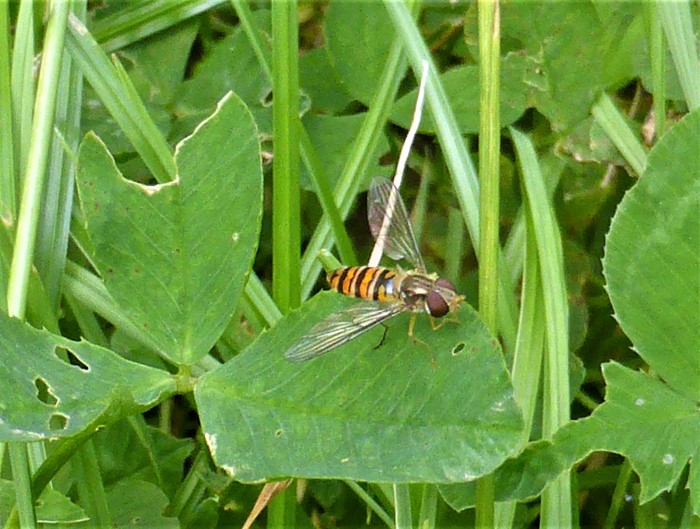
[284,177,464,362]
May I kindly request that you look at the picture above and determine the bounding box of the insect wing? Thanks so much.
[284,301,406,362]
[368,177,426,271]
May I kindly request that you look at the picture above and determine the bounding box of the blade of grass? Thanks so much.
[243,273,282,326]
[475,1,500,525]
[10,0,35,180]
[591,93,647,176]
[45,11,109,526]
[656,0,700,110]
[0,0,16,219]
[417,484,438,529]
[0,229,58,332]
[511,126,571,527]
[65,293,109,348]
[166,450,209,519]
[93,0,225,53]
[65,14,176,184]
[496,187,547,528]
[511,221,545,439]
[644,3,666,139]
[269,2,300,526]
[8,0,69,317]
[8,443,36,529]
[393,484,412,529]
[477,0,501,335]
[343,481,395,528]
[408,153,432,243]
[603,459,634,529]
[270,0,300,313]
[74,440,112,528]
[229,0,271,78]
[503,157,564,289]
[299,130,356,265]
[35,1,86,310]
[444,208,464,281]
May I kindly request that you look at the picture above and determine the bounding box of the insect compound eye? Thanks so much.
[426,290,450,317]
[435,277,456,292]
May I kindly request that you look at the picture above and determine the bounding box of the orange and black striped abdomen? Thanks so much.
[327,266,398,302]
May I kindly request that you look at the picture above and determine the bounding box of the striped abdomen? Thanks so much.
[327,266,399,302]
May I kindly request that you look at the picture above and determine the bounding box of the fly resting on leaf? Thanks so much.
[285,177,465,362]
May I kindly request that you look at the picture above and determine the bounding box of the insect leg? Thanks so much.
[373,323,390,350]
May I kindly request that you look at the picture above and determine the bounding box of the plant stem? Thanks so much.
[475,0,500,526]
[271,0,301,314]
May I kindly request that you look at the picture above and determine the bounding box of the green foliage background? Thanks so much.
[0,1,697,528]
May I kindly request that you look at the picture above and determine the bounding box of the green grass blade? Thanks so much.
[656,0,700,110]
[229,0,272,78]
[0,0,16,219]
[511,126,572,527]
[10,0,35,180]
[93,0,225,53]
[511,222,545,439]
[243,273,282,327]
[344,481,395,528]
[393,484,412,529]
[475,1,500,525]
[9,442,36,529]
[417,484,438,529]
[478,0,501,332]
[269,3,301,524]
[645,3,666,138]
[74,440,112,527]
[65,14,175,184]
[35,2,87,309]
[7,0,70,319]
[271,0,301,313]
[591,93,647,176]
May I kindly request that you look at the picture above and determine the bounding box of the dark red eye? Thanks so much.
[435,278,456,292]
[426,290,449,317]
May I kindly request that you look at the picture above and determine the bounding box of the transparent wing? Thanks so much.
[368,177,425,271]
[284,301,407,362]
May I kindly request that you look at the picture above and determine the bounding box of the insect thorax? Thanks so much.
[396,271,440,311]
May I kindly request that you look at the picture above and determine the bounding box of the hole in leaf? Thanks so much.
[49,413,68,431]
[451,342,466,355]
[55,347,90,371]
[261,88,273,107]
[34,377,57,406]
